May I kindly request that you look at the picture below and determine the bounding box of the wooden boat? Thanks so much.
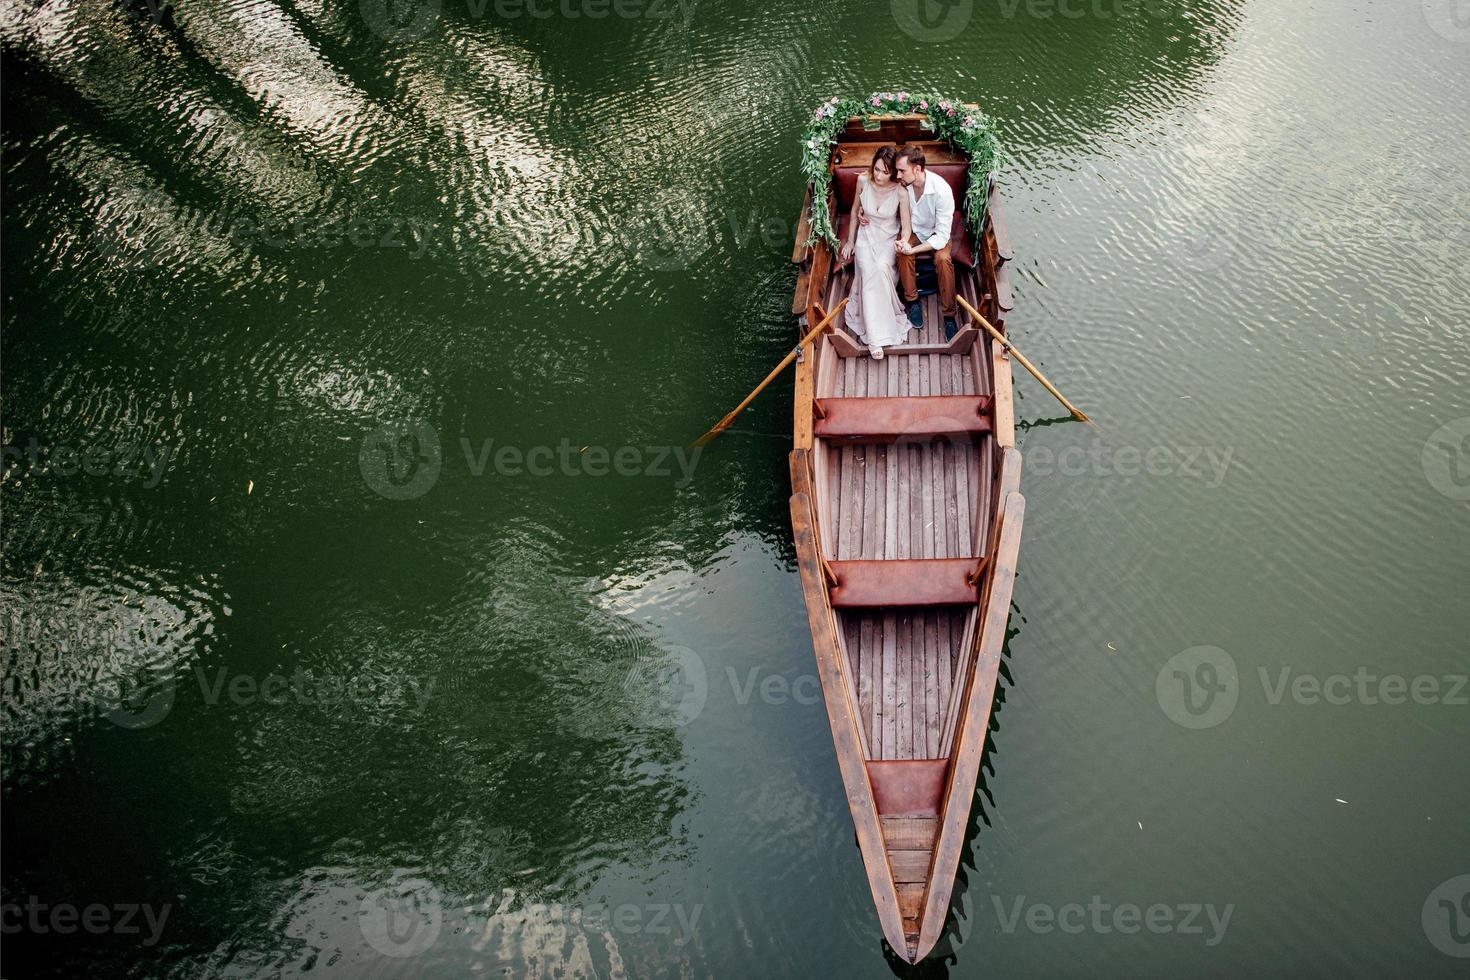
[787,110,1024,962]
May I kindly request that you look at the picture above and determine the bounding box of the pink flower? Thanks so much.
[898,91,909,101]
[946,108,956,116]
[938,100,951,110]
[919,100,928,110]
[870,97,880,107]
[964,116,977,128]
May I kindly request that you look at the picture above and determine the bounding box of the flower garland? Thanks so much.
[800,91,1003,251]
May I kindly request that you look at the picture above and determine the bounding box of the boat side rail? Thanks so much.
[918,488,1025,955]
[788,468,909,957]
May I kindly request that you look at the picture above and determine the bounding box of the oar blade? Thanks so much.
[691,298,848,450]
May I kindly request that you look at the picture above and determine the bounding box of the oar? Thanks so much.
[957,295,1098,431]
[694,298,849,446]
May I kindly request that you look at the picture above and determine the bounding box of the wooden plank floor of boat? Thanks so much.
[814,278,995,946]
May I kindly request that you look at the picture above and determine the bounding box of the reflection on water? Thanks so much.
[4,0,1469,975]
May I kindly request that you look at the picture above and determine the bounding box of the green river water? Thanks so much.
[2,0,1468,976]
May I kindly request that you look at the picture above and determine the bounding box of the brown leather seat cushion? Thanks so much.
[829,558,981,608]
[814,394,992,442]
[831,165,974,268]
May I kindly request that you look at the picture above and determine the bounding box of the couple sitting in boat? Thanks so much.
[839,145,959,359]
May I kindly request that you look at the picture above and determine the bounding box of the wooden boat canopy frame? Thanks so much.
[787,111,1024,963]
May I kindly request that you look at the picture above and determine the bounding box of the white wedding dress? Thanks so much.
[844,176,913,350]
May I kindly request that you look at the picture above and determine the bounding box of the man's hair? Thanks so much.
[895,146,926,170]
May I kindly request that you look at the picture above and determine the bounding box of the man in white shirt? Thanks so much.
[894,147,958,339]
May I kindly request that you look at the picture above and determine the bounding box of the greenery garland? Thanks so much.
[800,91,1003,251]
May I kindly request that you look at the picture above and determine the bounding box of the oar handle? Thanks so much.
[957,296,1096,429]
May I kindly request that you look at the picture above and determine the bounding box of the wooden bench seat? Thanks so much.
[828,557,981,608]
[868,759,949,816]
[814,395,992,443]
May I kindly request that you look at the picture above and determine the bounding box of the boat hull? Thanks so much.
[787,113,1025,962]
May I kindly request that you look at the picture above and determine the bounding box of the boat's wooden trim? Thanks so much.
[990,339,1016,449]
[793,185,813,264]
[916,490,1025,959]
[993,262,1015,313]
[794,340,815,452]
[938,446,1019,755]
[994,445,1023,503]
[794,287,834,454]
[833,141,968,169]
[789,469,910,958]
[987,185,1013,264]
[838,114,934,143]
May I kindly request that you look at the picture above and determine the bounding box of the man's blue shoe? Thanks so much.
[906,301,923,327]
[943,316,958,340]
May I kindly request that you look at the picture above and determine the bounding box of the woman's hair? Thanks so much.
[870,145,898,179]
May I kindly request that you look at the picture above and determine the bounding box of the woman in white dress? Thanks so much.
[839,145,914,359]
